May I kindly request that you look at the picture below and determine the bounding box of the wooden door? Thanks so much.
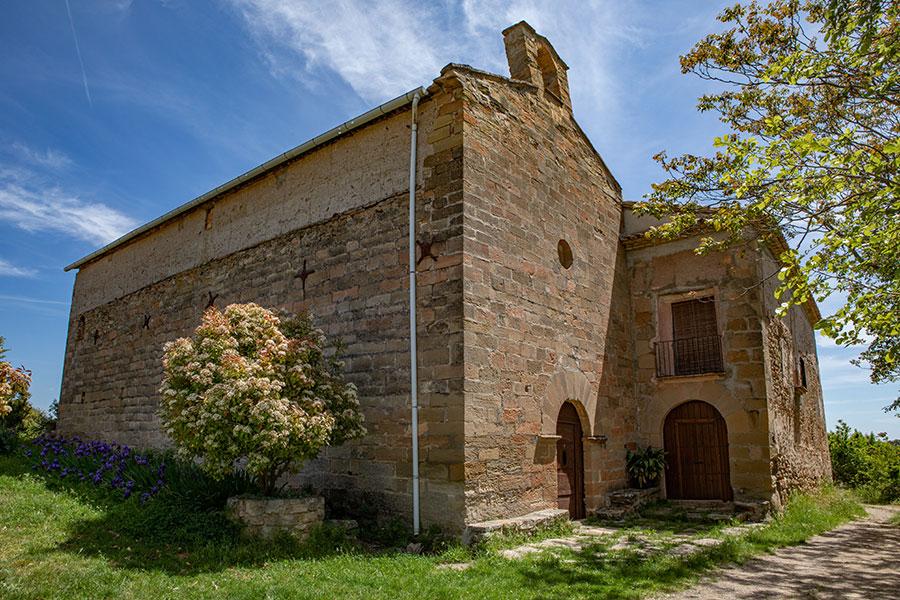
[556,402,585,518]
[664,401,733,500]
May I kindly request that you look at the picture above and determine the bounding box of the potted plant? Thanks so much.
[626,446,666,489]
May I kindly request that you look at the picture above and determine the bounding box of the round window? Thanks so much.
[557,239,573,269]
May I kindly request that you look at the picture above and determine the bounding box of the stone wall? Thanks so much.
[456,55,630,523]
[758,247,831,502]
[226,496,325,540]
[58,84,469,533]
[69,105,435,313]
[626,234,775,503]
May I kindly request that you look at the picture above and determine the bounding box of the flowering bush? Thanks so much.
[0,336,31,419]
[159,303,365,495]
[26,434,167,503]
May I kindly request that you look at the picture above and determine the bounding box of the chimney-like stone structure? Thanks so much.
[502,21,572,111]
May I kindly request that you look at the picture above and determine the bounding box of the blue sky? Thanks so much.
[0,1,896,436]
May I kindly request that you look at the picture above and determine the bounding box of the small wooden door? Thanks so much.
[664,401,733,500]
[556,402,585,518]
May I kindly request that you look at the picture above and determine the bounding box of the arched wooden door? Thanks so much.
[664,401,733,501]
[556,402,585,518]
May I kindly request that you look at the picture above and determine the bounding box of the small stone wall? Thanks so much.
[226,496,325,540]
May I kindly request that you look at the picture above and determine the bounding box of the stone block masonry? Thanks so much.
[226,496,325,540]
[454,55,633,524]
[59,82,469,533]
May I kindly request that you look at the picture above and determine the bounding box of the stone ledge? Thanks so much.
[594,487,660,520]
[226,495,325,540]
[654,372,726,384]
[463,508,569,545]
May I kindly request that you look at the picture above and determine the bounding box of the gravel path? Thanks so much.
[657,505,900,600]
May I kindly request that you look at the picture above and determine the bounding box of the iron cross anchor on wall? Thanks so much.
[296,259,316,299]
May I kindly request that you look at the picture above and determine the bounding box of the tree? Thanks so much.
[0,336,31,424]
[159,303,365,495]
[637,0,899,408]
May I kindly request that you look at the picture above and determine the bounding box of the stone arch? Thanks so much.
[536,43,563,99]
[643,388,744,447]
[541,368,595,435]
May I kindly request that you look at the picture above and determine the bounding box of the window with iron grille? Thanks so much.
[655,297,724,377]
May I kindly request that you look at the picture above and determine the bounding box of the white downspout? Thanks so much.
[408,90,422,535]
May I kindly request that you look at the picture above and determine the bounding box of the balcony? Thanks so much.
[654,335,724,378]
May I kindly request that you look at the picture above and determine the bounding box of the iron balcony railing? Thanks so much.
[654,334,724,378]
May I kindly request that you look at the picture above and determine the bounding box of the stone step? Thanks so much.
[592,506,632,520]
[595,486,661,519]
[671,500,735,510]
[462,508,569,546]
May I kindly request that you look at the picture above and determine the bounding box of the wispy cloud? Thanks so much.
[11,143,72,170]
[817,350,874,388]
[0,174,136,245]
[64,0,93,107]
[231,0,446,102]
[229,0,644,126]
[0,294,65,305]
[0,294,69,318]
[0,259,36,278]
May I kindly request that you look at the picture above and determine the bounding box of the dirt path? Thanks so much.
[658,505,900,599]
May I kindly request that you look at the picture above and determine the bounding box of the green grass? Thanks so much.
[586,500,739,536]
[0,453,864,600]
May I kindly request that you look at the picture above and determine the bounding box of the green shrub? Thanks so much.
[829,420,900,503]
[0,427,18,455]
[626,445,666,489]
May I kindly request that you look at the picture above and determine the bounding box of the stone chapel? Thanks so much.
[59,22,831,535]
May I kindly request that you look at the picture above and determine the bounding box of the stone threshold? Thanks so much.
[462,508,569,545]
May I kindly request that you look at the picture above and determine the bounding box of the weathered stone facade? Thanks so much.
[59,22,830,534]
[758,250,832,501]
[622,208,830,506]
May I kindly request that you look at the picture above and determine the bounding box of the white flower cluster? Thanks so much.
[159,303,365,491]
